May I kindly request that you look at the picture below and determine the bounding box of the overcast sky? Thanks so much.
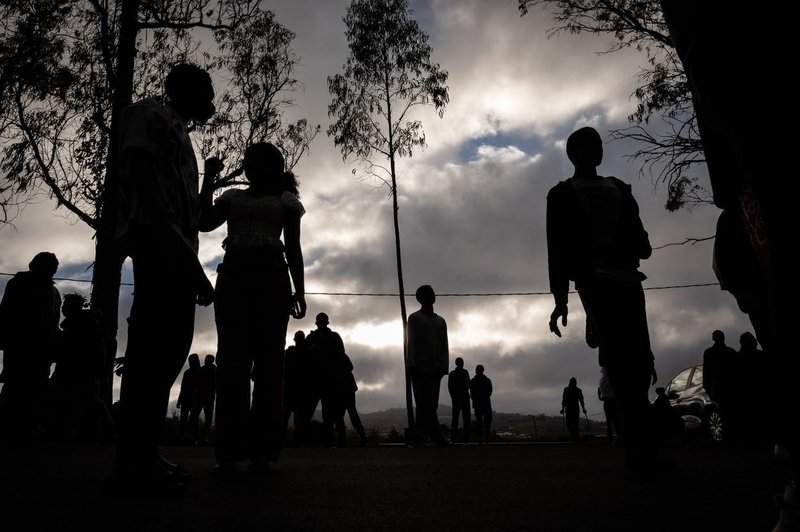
[0,0,753,421]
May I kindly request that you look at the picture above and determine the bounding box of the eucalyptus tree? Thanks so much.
[328,0,449,428]
[0,1,316,404]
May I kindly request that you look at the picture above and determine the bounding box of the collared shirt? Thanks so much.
[117,97,200,254]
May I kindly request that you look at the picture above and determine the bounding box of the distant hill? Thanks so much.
[357,406,606,441]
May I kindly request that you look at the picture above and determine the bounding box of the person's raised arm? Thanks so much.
[199,157,228,232]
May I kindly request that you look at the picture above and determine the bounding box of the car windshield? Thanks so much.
[669,367,693,393]
[689,366,704,388]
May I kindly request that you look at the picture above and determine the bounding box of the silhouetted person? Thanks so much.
[200,141,306,474]
[470,365,493,445]
[296,313,349,447]
[702,330,737,431]
[448,357,471,444]
[546,126,658,473]
[598,366,621,444]
[111,63,216,491]
[189,354,216,444]
[658,6,797,527]
[407,285,449,447]
[283,330,305,439]
[651,387,680,445]
[47,293,112,443]
[561,377,586,441]
[0,252,61,444]
[177,354,201,442]
[340,352,367,447]
[737,332,767,445]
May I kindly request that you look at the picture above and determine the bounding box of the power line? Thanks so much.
[0,271,720,296]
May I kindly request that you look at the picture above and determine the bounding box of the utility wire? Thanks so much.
[0,271,720,296]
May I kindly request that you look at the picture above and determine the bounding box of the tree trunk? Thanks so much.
[91,0,140,408]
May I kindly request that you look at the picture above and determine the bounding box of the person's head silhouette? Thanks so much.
[243,142,299,196]
[62,293,86,318]
[415,285,435,308]
[29,251,58,278]
[204,354,215,366]
[315,312,329,329]
[294,330,306,344]
[712,329,725,343]
[455,357,464,368]
[188,353,201,369]
[739,331,758,351]
[475,364,485,375]
[569,377,577,387]
[165,63,215,124]
[566,126,603,169]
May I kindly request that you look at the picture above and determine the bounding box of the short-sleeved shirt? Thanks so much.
[212,189,305,249]
[406,310,449,375]
[117,97,200,254]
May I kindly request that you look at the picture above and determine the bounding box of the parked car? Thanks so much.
[664,363,724,442]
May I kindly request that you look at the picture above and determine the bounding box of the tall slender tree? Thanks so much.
[0,1,316,405]
[327,0,449,429]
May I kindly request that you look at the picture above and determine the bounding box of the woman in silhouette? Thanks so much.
[201,142,306,474]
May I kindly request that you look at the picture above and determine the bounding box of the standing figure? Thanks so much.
[598,366,621,445]
[49,293,111,443]
[0,252,61,444]
[296,313,348,447]
[406,285,449,447]
[112,63,216,491]
[546,126,658,473]
[190,354,217,444]
[470,365,493,444]
[283,330,306,439]
[447,357,471,444]
[561,377,586,441]
[702,329,737,438]
[177,354,201,442]
[340,352,367,447]
[200,140,306,474]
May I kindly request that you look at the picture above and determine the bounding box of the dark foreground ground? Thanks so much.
[0,439,787,532]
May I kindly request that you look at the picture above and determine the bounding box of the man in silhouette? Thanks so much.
[652,387,680,445]
[447,357,471,444]
[111,63,216,491]
[561,377,586,441]
[598,366,621,445]
[283,330,305,440]
[298,313,349,447]
[340,352,367,447]
[0,252,61,444]
[546,126,658,473]
[189,354,216,444]
[470,364,493,445]
[177,353,201,442]
[407,285,449,447]
[49,293,111,443]
[702,330,737,430]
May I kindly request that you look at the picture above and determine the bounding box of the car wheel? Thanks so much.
[705,409,724,443]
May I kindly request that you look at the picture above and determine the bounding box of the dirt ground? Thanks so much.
[0,439,787,531]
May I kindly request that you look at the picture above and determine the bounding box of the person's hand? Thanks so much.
[204,156,225,178]
[290,293,307,319]
[651,366,658,385]
[549,303,568,337]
